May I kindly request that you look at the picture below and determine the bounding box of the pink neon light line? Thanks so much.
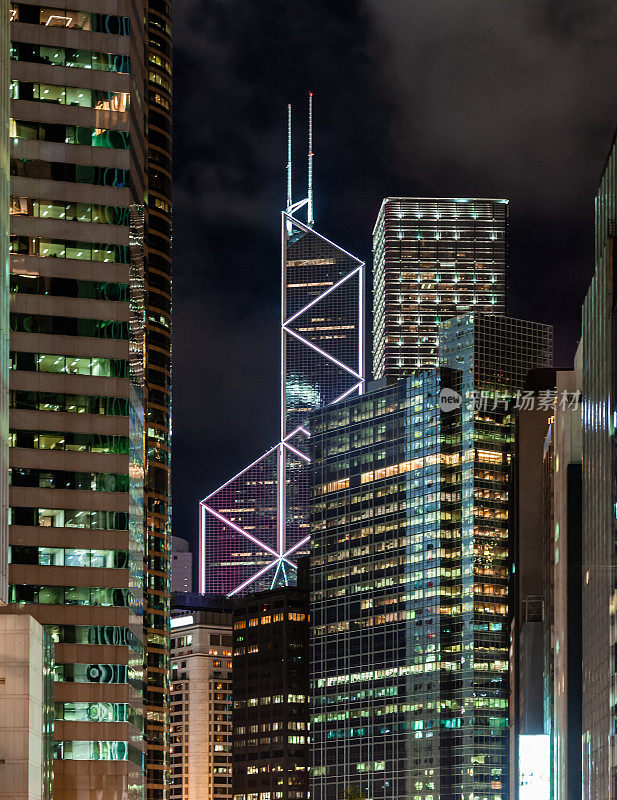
[277,444,285,556]
[200,442,280,503]
[284,266,361,327]
[283,426,310,442]
[284,326,362,379]
[199,504,206,593]
[202,504,281,562]
[283,440,311,463]
[332,381,364,405]
[227,558,279,598]
[282,534,311,558]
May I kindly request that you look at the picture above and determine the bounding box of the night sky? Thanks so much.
[172,0,617,566]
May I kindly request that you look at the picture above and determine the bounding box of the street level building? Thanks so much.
[232,568,310,800]
[0,612,54,800]
[373,198,507,378]
[170,600,233,800]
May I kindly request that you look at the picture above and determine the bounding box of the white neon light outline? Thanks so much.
[227,558,279,598]
[200,442,280,503]
[284,326,362,379]
[281,212,287,441]
[284,265,361,327]
[282,534,310,558]
[200,207,365,597]
[277,444,285,557]
[283,211,365,266]
[283,425,310,442]
[332,381,364,405]
[283,440,311,463]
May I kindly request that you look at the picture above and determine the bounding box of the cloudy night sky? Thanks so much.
[171,0,617,564]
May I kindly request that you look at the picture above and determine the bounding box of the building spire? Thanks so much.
[286,104,293,211]
[307,92,314,226]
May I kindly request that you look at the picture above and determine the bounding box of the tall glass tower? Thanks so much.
[199,101,365,597]
[199,209,364,597]
[310,314,552,800]
[373,197,507,378]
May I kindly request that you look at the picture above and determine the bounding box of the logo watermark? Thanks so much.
[471,389,581,412]
[439,388,462,412]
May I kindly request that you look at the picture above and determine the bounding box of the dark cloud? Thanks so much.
[172,0,617,567]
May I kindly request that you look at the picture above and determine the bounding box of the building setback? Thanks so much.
[373,198,507,378]
[6,3,155,798]
[232,570,310,800]
[170,600,233,800]
[310,314,552,800]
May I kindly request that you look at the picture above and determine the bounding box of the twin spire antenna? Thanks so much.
[286,92,314,227]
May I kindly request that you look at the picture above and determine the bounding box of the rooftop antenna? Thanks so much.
[286,104,293,210]
[307,92,314,226]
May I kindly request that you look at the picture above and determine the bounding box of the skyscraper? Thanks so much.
[581,130,617,799]
[144,1,173,794]
[310,314,552,800]
[6,3,166,797]
[199,100,365,597]
[373,197,507,378]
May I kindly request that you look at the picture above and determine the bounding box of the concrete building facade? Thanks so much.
[170,606,233,800]
[0,613,54,800]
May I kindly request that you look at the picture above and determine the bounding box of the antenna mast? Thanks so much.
[307,92,314,226]
[286,104,292,210]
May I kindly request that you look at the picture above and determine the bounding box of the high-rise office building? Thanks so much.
[144,1,173,794]
[310,314,552,800]
[232,573,310,800]
[581,131,617,799]
[5,3,173,797]
[199,102,365,597]
[172,537,192,594]
[170,600,233,800]
[373,197,507,378]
